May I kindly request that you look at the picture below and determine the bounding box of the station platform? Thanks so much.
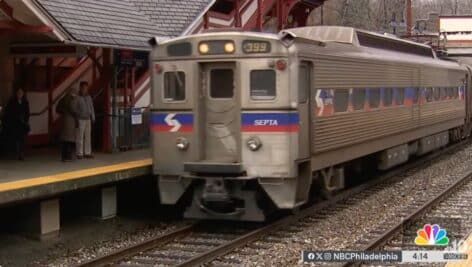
[0,148,152,206]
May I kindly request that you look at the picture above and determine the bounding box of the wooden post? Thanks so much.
[46,57,54,141]
[131,66,136,106]
[235,0,242,28]
[277,0,284,31]
[102,48,112,152]
[257,0,263,31]
[405,0,412,37]
[203,13,209,30]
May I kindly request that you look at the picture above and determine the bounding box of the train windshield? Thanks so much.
[250,69,276,100]
[164,71,186,101]
[210,69,234,98]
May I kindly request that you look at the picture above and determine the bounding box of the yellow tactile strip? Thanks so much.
[445,233,472,267]
[0,158,152,193]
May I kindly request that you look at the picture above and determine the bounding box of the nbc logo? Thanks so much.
[414,224,449,246]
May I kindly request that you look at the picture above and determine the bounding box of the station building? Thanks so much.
[0,0,326,238]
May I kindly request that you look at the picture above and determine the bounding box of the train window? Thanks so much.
[250,70,276,100]
[334,89,349,112]
[298,65,310,103]
[383,88,393,107]
[167,42,192,56]
[395,88,404,105]
[352,88,365,110]
[447,87,454,98]
[369,88,380,108]
[440,87,447,99]
[211,69,234,98]
[164,72,186,101]
[425,88,433,102]
[433,87,440,101]
[412,88,419,104]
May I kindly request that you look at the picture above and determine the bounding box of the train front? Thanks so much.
[149,32,308,221]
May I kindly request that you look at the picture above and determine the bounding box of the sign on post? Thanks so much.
[131,107,143,125]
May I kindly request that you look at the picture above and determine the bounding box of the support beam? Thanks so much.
[0,20,52,33]
[0,0,13,18]
[405,0,412,37]
[234,0,242,28]
[256,0,263,31]
[82,186,117,220]
[19,199,60,240]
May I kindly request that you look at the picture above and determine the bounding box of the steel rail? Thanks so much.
[77,224,195,267]
[176,141,470,267]
[343,148,472,266]
[77,140,469,267]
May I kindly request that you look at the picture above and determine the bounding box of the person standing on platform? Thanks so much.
[73,81,95,159]
[4,88,30,160]
[56,87,78,162]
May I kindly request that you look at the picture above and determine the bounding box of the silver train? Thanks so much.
[149,26,472,221]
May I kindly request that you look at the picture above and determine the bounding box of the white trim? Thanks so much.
[209,16,234,26]
[134,77,150,99]
[181,0,217,35]
[21,0,68,42]
[242,0,258,26]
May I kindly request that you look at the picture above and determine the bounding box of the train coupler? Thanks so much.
[184,180,265,221]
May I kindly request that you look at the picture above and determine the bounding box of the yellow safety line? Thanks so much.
[445,233,472,267]
[0,158,152,192]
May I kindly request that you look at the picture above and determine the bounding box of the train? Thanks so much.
[148,26,472,221]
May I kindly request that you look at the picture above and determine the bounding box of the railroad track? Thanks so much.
[342,151,472,266]
[77,140,469,267]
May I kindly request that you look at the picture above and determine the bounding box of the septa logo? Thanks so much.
[414,224,449,246]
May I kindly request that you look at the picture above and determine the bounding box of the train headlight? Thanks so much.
[224,42,235,53]
[199,43,209,54]
[247,137,262,151]
[176,137,189,150]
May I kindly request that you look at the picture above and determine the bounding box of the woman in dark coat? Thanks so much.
[4,88,30,160]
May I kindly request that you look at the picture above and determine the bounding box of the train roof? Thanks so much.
[281,26,436,58]
[152,26,437,59]
[150,26,464,71]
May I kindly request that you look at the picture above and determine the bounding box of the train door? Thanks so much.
[200,63,240,163]
[298,62,311,159]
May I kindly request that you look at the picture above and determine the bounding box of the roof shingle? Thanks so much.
[35,0,212,49]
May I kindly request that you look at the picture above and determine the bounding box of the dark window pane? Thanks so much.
[412,88,419,104]
[211,69,234,98]
[447,87,454,98]
[434,87,440,101]
[440,87,447,99]
[454,87,459,98]
[250,70,276,99]
[395,88,404,105]
[383,88,393,107]
[167,42,192,56]
[164,72,185,101]
[425,88,433,102]
[369,88,380,108]
[298,65,309,103]
[352,88,365,110]
[334,89,349,112]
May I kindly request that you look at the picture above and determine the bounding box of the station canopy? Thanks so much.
[3,0,214,50]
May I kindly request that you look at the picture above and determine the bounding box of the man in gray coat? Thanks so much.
[73,81,95,159]
[56,87,78,161]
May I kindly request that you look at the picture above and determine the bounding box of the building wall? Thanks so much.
[0,37,14,108]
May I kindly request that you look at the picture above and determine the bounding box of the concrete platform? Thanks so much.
[0,148,152,206]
